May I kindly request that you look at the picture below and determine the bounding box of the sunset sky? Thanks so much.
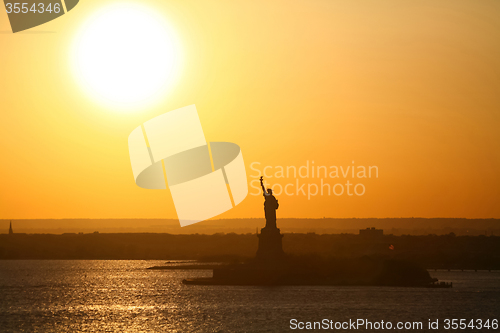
[1,0,499,220]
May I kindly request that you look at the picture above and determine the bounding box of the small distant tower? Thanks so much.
[9,220,13,235]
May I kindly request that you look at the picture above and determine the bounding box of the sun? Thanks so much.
[72,3,180,109]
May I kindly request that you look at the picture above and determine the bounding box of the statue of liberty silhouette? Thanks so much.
[256,176,284,260]
[260,176,279,229]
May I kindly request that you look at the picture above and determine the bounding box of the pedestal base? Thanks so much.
[256,227,284,261]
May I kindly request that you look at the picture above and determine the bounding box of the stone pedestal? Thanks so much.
[256,226,284,261]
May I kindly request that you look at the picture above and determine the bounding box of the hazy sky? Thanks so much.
[1,0,499,219]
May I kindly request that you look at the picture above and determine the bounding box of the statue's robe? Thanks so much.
[264,194,279,228]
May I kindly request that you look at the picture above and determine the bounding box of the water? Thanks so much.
[0,261,498,332]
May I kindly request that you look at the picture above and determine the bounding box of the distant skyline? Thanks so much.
[1,0,499,220]
[2,218,499,236]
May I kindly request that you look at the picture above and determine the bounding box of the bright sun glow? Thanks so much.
[73,3,180,109]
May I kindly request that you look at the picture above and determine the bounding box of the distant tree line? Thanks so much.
[0,233,499,269]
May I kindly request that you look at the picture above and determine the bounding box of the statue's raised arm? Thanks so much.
[259,176,266,194]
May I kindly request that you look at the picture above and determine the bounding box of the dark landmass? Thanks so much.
[148,264,222,270]
[1,233,499,270]
[1,218,499,235]
[183,257,443,287]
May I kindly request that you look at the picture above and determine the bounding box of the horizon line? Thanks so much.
[1,217,499,221]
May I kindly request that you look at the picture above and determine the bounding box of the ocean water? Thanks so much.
[0,261,498,332]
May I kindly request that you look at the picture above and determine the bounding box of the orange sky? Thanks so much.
[1,0,499,220]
